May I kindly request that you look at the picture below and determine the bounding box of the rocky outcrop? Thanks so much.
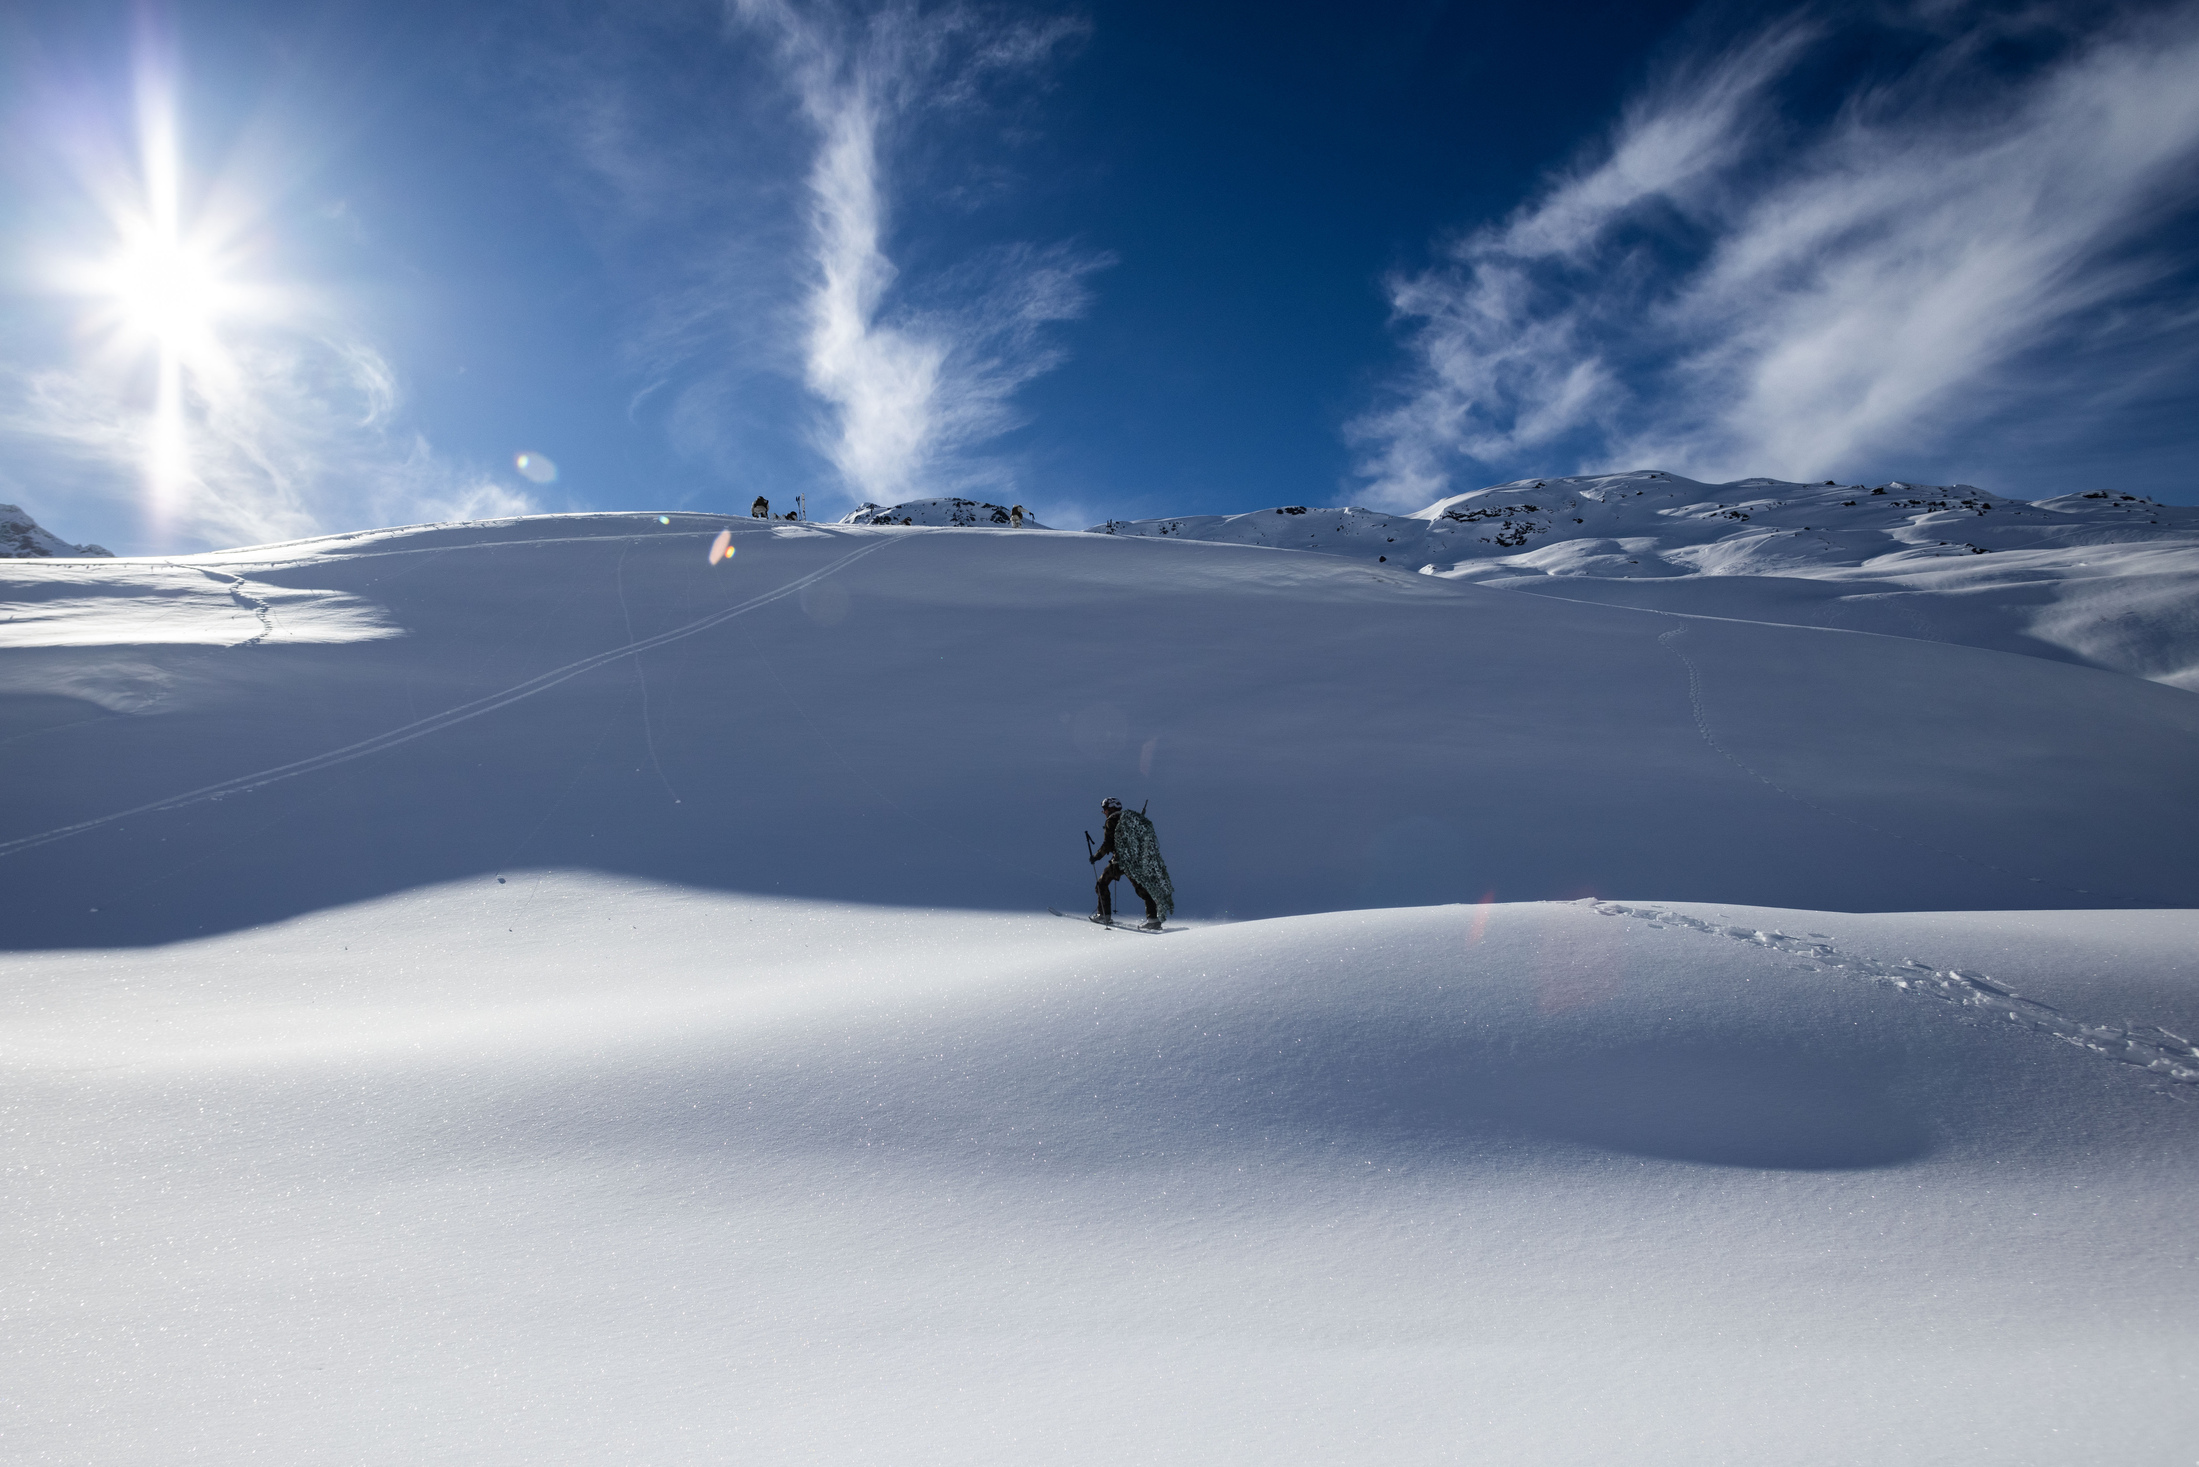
[1,504,112,558]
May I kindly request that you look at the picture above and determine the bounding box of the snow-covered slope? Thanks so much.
[1,502,112,558]
[1097,472,2199,687]
[1094,500,1431,556]
[5,512,2198,949]
[6,510,2198,1462]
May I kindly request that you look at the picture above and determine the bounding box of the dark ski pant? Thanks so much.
[1095,861,1159,924]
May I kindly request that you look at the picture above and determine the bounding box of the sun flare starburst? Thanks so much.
[53,59,255,523]
[91,220,232,361]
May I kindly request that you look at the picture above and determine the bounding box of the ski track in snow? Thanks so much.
[0,532,899,861]
[1593,900,2199,1098]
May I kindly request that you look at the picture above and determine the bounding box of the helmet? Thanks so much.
[1100,796,1122,813]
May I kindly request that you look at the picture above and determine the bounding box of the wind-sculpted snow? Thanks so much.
[4,510,2198,946]
[1097,471,2199,687]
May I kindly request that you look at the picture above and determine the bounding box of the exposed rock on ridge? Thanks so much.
[2,504,112,558]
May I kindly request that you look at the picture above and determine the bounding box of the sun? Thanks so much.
[91,219,232,362]
[73,75,244,371]
[54,63,254,520]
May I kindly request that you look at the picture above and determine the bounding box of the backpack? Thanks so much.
[1111,809,1175,922]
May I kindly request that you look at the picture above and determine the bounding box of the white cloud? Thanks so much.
[0,323,535,552]
[1351,3,2199,507]
[515,2,1101,514]
[732,0,1107,505]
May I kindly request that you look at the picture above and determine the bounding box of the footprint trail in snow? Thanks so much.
[1594,901,2199,1097]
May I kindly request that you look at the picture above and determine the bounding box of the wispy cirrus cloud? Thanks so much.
[741,0,1108,505]
[569,0,1106,511]
[0,332,535,552]
[1351,2,2199,507]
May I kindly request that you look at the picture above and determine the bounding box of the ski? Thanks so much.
[1048,907,1175,934]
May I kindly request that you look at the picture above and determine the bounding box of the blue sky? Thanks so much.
[4,0,2197,553]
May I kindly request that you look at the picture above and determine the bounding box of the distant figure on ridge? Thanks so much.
[1090,796,1173,929]
[751,496,770,518]
[1010,504,1025,528]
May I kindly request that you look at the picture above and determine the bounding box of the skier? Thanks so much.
[1090,796,1174,929]
[751,496,770,519]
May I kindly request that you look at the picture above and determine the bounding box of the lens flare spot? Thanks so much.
[708,529,733,565]
[514,452,557,484]
[657,515,670,525]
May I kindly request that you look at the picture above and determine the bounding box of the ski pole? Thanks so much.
[1084,830,1095,864]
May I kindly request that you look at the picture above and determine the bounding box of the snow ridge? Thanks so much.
[839,496,1049,528]
[1093,471,2199,689]
[817,471,2188,582]
[1092,471,2190,573]
[1594,902,2199,1096]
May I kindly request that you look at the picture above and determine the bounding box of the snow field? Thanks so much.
[6,879,2196,1464]
[4,515,2198,951]
[6,509,2199,1462]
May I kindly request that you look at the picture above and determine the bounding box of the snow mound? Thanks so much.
[840,496,1051,528]
[1097,472,2199,687]
[2,502,111,558]
[6,884,2195,1462]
